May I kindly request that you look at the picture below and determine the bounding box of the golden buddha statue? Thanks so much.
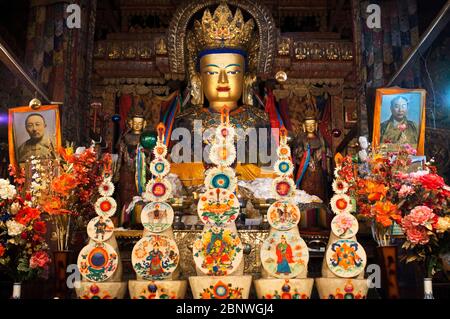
[169,3,276,184]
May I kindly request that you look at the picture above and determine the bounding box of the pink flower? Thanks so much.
[397,123,407,132]
[407,206,435,226]
[399,185,414,198]
[405,227,429,245]
[403,144,417,155]
[30,251,50,269]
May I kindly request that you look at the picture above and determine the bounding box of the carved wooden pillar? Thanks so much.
[329,84,344,154]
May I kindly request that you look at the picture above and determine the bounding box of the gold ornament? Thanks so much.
[29,98,42,110]
[192,3,255,51]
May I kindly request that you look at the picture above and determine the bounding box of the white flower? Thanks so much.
[10,202,20,215]
[98,180,115,197]
[75,147,86,154]
[6,220,25,236]
[358,150,368,162]
[209,143,236,167]
[0,179,17,200]
[409,170,429,178]
[334,167,341,178]
[358,136,368,149]
[332,179,349,194]
[330,194,352,214]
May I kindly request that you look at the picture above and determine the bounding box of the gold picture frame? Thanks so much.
[372,88,426,155]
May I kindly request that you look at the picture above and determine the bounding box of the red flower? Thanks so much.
[33,221,47,235]
[30,251,50,269]
[405,227,429,245]
[21,232,28,239]
[0,244,5,257]
[418,174,445,190]
[15,207,41,225]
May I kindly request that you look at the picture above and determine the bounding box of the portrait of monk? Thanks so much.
[16,113,56,163]
[380,96,419,148]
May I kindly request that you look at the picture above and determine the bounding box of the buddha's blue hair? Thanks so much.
[196,48,248,71]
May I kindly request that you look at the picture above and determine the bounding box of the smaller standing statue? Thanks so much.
[254,128,314,299]
[128,123,187,299]
[315,154,368,299]
[292,94,331,228]
[114,113,147,226]
[76,155,127,299]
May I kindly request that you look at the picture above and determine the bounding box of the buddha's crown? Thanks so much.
[193,3,255,51]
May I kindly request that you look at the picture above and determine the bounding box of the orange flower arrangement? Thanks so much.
[365,181,388,202]
[372,200,401,227]
[51,173,78,196]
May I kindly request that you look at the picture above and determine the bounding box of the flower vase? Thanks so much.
[376,245,400,299]
[11,282,21,299]
[53,250,72,299]
[423,278,434,299]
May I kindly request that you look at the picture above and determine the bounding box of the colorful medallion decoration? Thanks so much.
[204,167,237,191]
[153,144,168,158]
[209,143,236,167]
[274,160,294,177]
[272,177,295,199]
[193,227,243,276]
[330,193,353,214]
[94,196,117,218]
[267,200,300,231]
[276,144,291,159]
[144,179,172,202]
[150,158,171,177]
[87,216,114,242]
[98,179,114,197]
[199,280,244,299]
[261,232,309,279]
[215,124,236,143]
[331,213,359,239]
[197,188,240,226]
[141,202,174,233]
[77,242,119,282]
[326,239,366,278]
[132,235,179,280]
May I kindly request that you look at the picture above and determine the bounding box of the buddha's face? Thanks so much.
[303,119,318,134]
[199,53,245,112]
[130,117,145,133]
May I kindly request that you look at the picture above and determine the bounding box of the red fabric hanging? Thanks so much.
[119,94,132,132]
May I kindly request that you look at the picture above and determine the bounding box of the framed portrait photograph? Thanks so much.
[372,88,426,155]
[8,105,62,167]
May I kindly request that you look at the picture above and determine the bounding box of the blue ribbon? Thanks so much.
[296,144,310,188]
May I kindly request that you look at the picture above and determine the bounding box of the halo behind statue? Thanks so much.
[167,0,276,77]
